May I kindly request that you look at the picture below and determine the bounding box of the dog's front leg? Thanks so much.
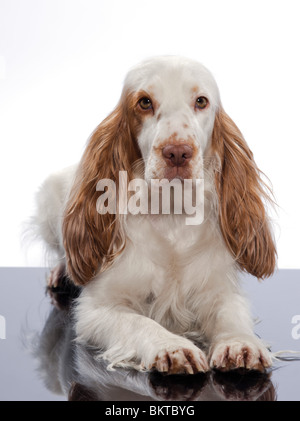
[75,289,208,374]
[205,290,273,372]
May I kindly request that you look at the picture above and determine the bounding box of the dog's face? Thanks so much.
[124,56,220,181]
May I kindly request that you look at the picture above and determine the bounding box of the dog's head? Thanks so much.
[63,56,276,285]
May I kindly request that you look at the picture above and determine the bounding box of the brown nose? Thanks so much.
[162,144,193,167]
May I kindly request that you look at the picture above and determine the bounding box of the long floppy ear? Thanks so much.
[211,106,277,279]
[63,98,141,285]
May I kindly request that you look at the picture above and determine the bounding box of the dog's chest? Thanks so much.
[126,214,207,288]
[128,214,203,255]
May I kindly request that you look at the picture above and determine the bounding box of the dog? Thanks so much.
[31,278,276,401]
[32,56,277,375]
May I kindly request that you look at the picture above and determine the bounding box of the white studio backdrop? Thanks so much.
[0,0,299,268]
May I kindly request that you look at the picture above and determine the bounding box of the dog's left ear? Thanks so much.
[211,106,277,279]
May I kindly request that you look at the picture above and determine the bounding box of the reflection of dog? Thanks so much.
[33,56,276,374]
[32,281,276,401]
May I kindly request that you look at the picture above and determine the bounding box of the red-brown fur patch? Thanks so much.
[211,107,277,278]
[62,91,143,285]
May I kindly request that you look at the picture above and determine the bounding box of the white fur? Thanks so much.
[126,56,219,181]
[33,57,273,373]
[31,165,76,265]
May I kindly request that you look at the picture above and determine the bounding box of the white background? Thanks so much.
[0,0,299,268]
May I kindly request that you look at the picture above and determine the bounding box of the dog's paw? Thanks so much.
[209,338,272,372]
[149,346,209,375]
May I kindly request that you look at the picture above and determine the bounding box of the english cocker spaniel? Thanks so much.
[33,56,276,374]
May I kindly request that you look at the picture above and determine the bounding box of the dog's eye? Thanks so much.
[139,97,152,110]
[195,96,209,110]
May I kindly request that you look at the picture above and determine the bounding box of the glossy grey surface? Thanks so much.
[0,267,299,401]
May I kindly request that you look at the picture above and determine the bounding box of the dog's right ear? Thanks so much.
[63,99,141,286]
